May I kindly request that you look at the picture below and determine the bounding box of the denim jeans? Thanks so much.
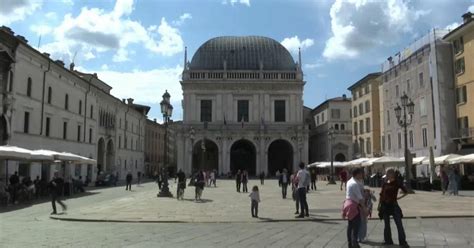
[347,213,361,246]
[383,203,406,244]
[298,187,308,215]
[251,200,259,217]
[281,183,288,198]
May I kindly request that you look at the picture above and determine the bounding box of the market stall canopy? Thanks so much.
[424,154,462,165]
[449,154,474,164]
[30,150,55,161]
[0,146,32,160]
[361,158,380,167]
[400,156,426,165]
[345,158,370,167]
[316,161,346,168]
[57,152,96,165]
[370,156,405,166]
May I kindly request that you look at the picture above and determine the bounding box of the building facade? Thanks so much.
[444,12,474,154]
[0,26,148,182]
[145,119,165,177]
[309,95,352,162]
[176,36,308,176]
[348,73,382,158]
[381,29,457,158]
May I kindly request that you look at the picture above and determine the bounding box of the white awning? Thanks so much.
[449,154,474,164]
[0,146,32,160]
[423,154,462,165]
[345,158,370,167]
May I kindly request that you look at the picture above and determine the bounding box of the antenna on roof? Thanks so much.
[72,50,78,64]
[37,35,41,49]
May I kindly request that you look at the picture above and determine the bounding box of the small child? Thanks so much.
[359,188,377,242]
[249,185,260,218]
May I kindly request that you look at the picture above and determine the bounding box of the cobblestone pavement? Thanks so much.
[1,180,474,247]
[42,179,474,222]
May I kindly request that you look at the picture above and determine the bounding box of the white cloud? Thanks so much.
[304,62,324,70]
[281,36,314,55]
[45,12,57,20]
[39,0,183,64]
[469,5,474,12]
[101,64,109,70]
[445,22,460,30]
[172,13,192,26]
[0,0,42,25]
[222,0,250,7]
[62,0,73,5]
[30,24,52,36]
[323,0,430,60]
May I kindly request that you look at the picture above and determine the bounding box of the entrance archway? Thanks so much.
[97,138,105,173]
[335,153,346,162]
[192,139,218,172]
[267,139,293,176]
[106,139,115,172]
[230,139,256,175]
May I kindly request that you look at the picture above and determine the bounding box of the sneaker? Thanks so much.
[400,242,410,248]
[383,241,394,245]
[305,213,309,217]
[50,212,57,215]
[294,211,299,215]
[296,215,305,218]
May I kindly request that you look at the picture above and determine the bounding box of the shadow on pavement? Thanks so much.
[0,191,99,213]
[182,198,214,203]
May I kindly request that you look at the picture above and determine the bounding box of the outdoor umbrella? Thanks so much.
[425,154,462,165]
[449,153,474,164]
[0,145,33,184]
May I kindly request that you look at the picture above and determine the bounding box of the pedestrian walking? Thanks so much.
[440,169,448,195]
[279,169,289,199]
[49,171,67,215]
[310,169,317,191]
[235,170,242,192]
[242,170,249,193]
[359,189,376,243]
[259,171,265,185]
[291,171,300,215]
[137,171,142,186]
[194,170,205,201]
[249,185,260,218]
[210,170,216,187]
[378,169,409,247]
[125,172,132,191]
[9,171,19,204]
[296,162,310,218]
[340,169,348,191]
[342,168,366,248]
[176,169,186,200]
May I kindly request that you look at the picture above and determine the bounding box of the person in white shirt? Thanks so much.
[345,168,367,248]
[296,162,310,218]
[249,185,261,218]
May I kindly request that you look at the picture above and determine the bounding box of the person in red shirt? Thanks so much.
[379,169,409,247]
[339,169,348,191]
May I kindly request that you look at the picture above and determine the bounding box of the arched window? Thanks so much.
[341,124,345,130]
[47,87,52,104]
[65,94,69,110]
[26,77,32,97]
[334,124,339,130]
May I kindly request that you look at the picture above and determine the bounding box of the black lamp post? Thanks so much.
[158,90,173,197]
[394,92,415,193]
[328,126,336,184]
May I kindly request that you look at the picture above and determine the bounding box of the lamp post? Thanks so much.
[328,126,336,184]
[158,90,173,197]
[394,92,415,193]
[189,127,195,173]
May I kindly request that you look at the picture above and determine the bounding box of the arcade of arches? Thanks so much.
[192,139,219,172]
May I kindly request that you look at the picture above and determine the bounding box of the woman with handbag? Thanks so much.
[379,169,409,247]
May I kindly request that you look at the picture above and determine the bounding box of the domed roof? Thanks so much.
[189,36,297,71]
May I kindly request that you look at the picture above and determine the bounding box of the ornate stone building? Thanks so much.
[176,36,308,176]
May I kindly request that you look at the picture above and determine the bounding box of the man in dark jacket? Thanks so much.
[9,171,19,204]
[49,172,67,215]
[126,172,133,191]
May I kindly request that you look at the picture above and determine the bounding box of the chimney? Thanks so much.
[93,73,98,78]
[122,99,126,103]
[0,26,14,35]
[15,35,28,43]
[43,52,50,58]
[127,98,134,105]
[153,118,157,123]
[462,12,473,23]
[342,94,347,100]
[55,60,65,67]
[69,62,75,71]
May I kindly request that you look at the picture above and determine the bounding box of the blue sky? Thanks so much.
[2,0,473,121]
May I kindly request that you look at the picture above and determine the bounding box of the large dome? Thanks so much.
[189,36,297,71]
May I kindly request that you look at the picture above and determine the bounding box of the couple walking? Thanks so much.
[235,170,249,193]
[290,162,310,218]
